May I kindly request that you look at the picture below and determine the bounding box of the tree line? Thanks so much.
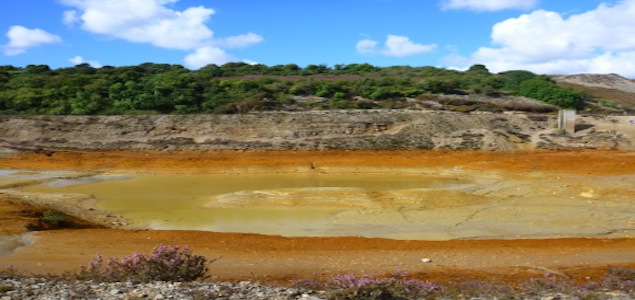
[0,62,588,115]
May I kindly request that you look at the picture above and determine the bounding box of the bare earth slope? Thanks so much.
[1,110,635,151]
[552,73,635,94]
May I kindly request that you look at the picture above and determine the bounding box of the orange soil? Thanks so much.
[1,149,635,176]
[1,149,635,285]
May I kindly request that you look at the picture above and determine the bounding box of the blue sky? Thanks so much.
[2,0,635,77]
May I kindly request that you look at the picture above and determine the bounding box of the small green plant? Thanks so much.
[74,244,216,283]
[41,209,66,226]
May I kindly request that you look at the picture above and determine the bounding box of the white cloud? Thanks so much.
[218,33,264,49]
[356,35,436,57]
[356,39,379,54]
[63,10,79,26]
[69,55,102,68]
[3,25,62,56]
[448,0,635,77]
[60,0,214,50]
[441,0,539,11]
[242,59,260,65]
[184,46,234,69]
[383,35,437,57]
[60,0,263,68]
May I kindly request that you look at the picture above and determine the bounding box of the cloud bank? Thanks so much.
[3,26,62,56]
[447,0,635,77]
[60,0,262,68]
[357,35,437,57]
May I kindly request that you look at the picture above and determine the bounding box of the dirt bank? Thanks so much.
[0,150,634,284]
[4,228,635,284]
[2,148,635,175]
[2,111,635,151]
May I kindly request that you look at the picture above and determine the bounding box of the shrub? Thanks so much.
[590,266,635,292]
[295,273,437,300]
[520,275,596,299]
[518,76,585,109]
[74,244,215,283]
[41,209,66,226]
[436,280,518,299]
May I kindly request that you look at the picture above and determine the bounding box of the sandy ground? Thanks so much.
[0,149,635,285]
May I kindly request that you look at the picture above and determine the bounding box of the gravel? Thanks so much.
[1,277,633,299]
[0,277,326,300]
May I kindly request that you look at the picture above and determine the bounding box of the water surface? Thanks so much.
[22,173,469,237]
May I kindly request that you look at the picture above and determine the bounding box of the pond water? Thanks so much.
[14,170,635,240]
[20,173,474,238]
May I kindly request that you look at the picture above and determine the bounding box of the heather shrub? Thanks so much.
[519,270,635,300]
[295,273,437,300]
[588,266,635,294]
[293,268,635,299]
[520,276,597,299]
[436,280,518,299]
[74,245,215,283]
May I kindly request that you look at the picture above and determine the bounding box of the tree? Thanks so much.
[466,64,490,75]
[59,63,96,75]
[303,64,329,75]
[342,63,379,74]
[499,70,537,91]
[24,64,52,74]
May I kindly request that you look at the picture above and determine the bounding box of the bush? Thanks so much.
[518,76,584,109]
[74,245,215,283]
[590,266,635,292]
[41,209,66,226]
[295,273,437,300]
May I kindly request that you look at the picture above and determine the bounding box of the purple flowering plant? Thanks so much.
[75,244,215,283]
[295,272,438,300]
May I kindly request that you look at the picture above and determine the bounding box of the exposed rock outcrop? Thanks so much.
[1,110,633,151]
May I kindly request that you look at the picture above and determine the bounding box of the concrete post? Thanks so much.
[558,109,576,134]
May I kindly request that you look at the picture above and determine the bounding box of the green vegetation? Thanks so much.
[41,209,67,226]
[0,62,589,115]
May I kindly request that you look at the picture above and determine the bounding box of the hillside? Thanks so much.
[552,73,635,113]
[2,64,635,152]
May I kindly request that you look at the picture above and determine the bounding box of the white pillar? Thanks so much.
[558,109,576,134]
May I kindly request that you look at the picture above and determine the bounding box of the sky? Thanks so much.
[2,0,635,77]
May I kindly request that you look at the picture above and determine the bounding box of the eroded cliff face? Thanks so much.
[1,110,633,151]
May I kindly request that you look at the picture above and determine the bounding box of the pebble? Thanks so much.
[0,277,327,300]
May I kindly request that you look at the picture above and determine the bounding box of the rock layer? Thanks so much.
[1,110,633,151]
